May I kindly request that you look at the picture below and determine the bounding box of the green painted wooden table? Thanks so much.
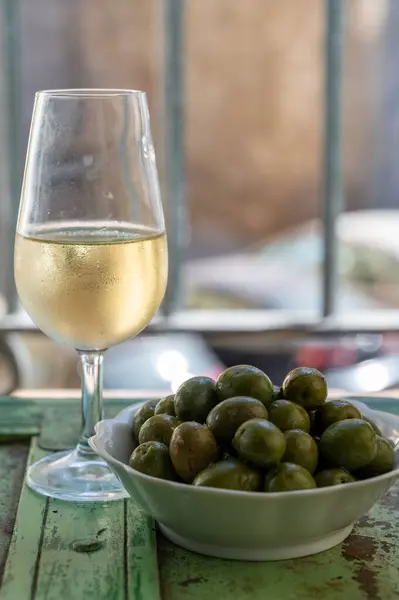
[0,394,399,600]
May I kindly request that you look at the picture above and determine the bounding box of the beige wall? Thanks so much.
[76,0,382,243]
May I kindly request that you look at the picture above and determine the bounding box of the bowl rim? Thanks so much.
[89,401,399,500]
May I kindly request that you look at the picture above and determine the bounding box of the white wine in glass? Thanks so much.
[15,224,167,350]
[14,90,168,502]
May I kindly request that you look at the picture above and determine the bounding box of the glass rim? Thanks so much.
[35,88,147,98]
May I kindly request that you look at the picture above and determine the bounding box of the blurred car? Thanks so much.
[186,210,399,312]
[325,353,399,394]
[103,333,225,392]
[186,210,399,392]
[290,334,399,394]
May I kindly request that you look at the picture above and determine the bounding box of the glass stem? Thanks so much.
[77,351,104,455]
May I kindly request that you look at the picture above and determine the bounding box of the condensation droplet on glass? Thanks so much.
[83,155,94,167]
[141,136,155,161]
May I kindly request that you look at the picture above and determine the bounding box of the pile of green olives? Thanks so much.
[128,365,396,493]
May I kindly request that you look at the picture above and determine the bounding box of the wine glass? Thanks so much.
[14,89,168,501]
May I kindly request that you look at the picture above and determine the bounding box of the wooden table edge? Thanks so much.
[10,388,399,400]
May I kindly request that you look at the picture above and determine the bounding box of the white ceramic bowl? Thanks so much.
[90,400,399,561]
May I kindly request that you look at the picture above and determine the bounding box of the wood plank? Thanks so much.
[30,498,161,600]
[32,499,161,600]
[11,390,166,400]
[0,442,49,600]
[33,499,126,600]
[0,399,42,439]
[38,400,140,450]
[126,501,161,600]
[0,396,143,449]
[157,531,360,600]
[0,439,161,600]
[158,481,399,600]
[0,443,30,582]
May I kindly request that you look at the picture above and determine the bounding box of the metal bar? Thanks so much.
[161,0,187,316]
[0,6,11,310]
[3,309,399,336]
[0,0,21,313]
[322,0,345,317]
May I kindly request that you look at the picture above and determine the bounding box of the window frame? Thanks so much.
[0,0,21,314]
[0,0,363,336]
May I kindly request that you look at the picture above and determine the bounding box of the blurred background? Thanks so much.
[2,0,399,396]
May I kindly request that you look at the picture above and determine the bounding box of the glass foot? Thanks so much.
[26,448,129,502]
